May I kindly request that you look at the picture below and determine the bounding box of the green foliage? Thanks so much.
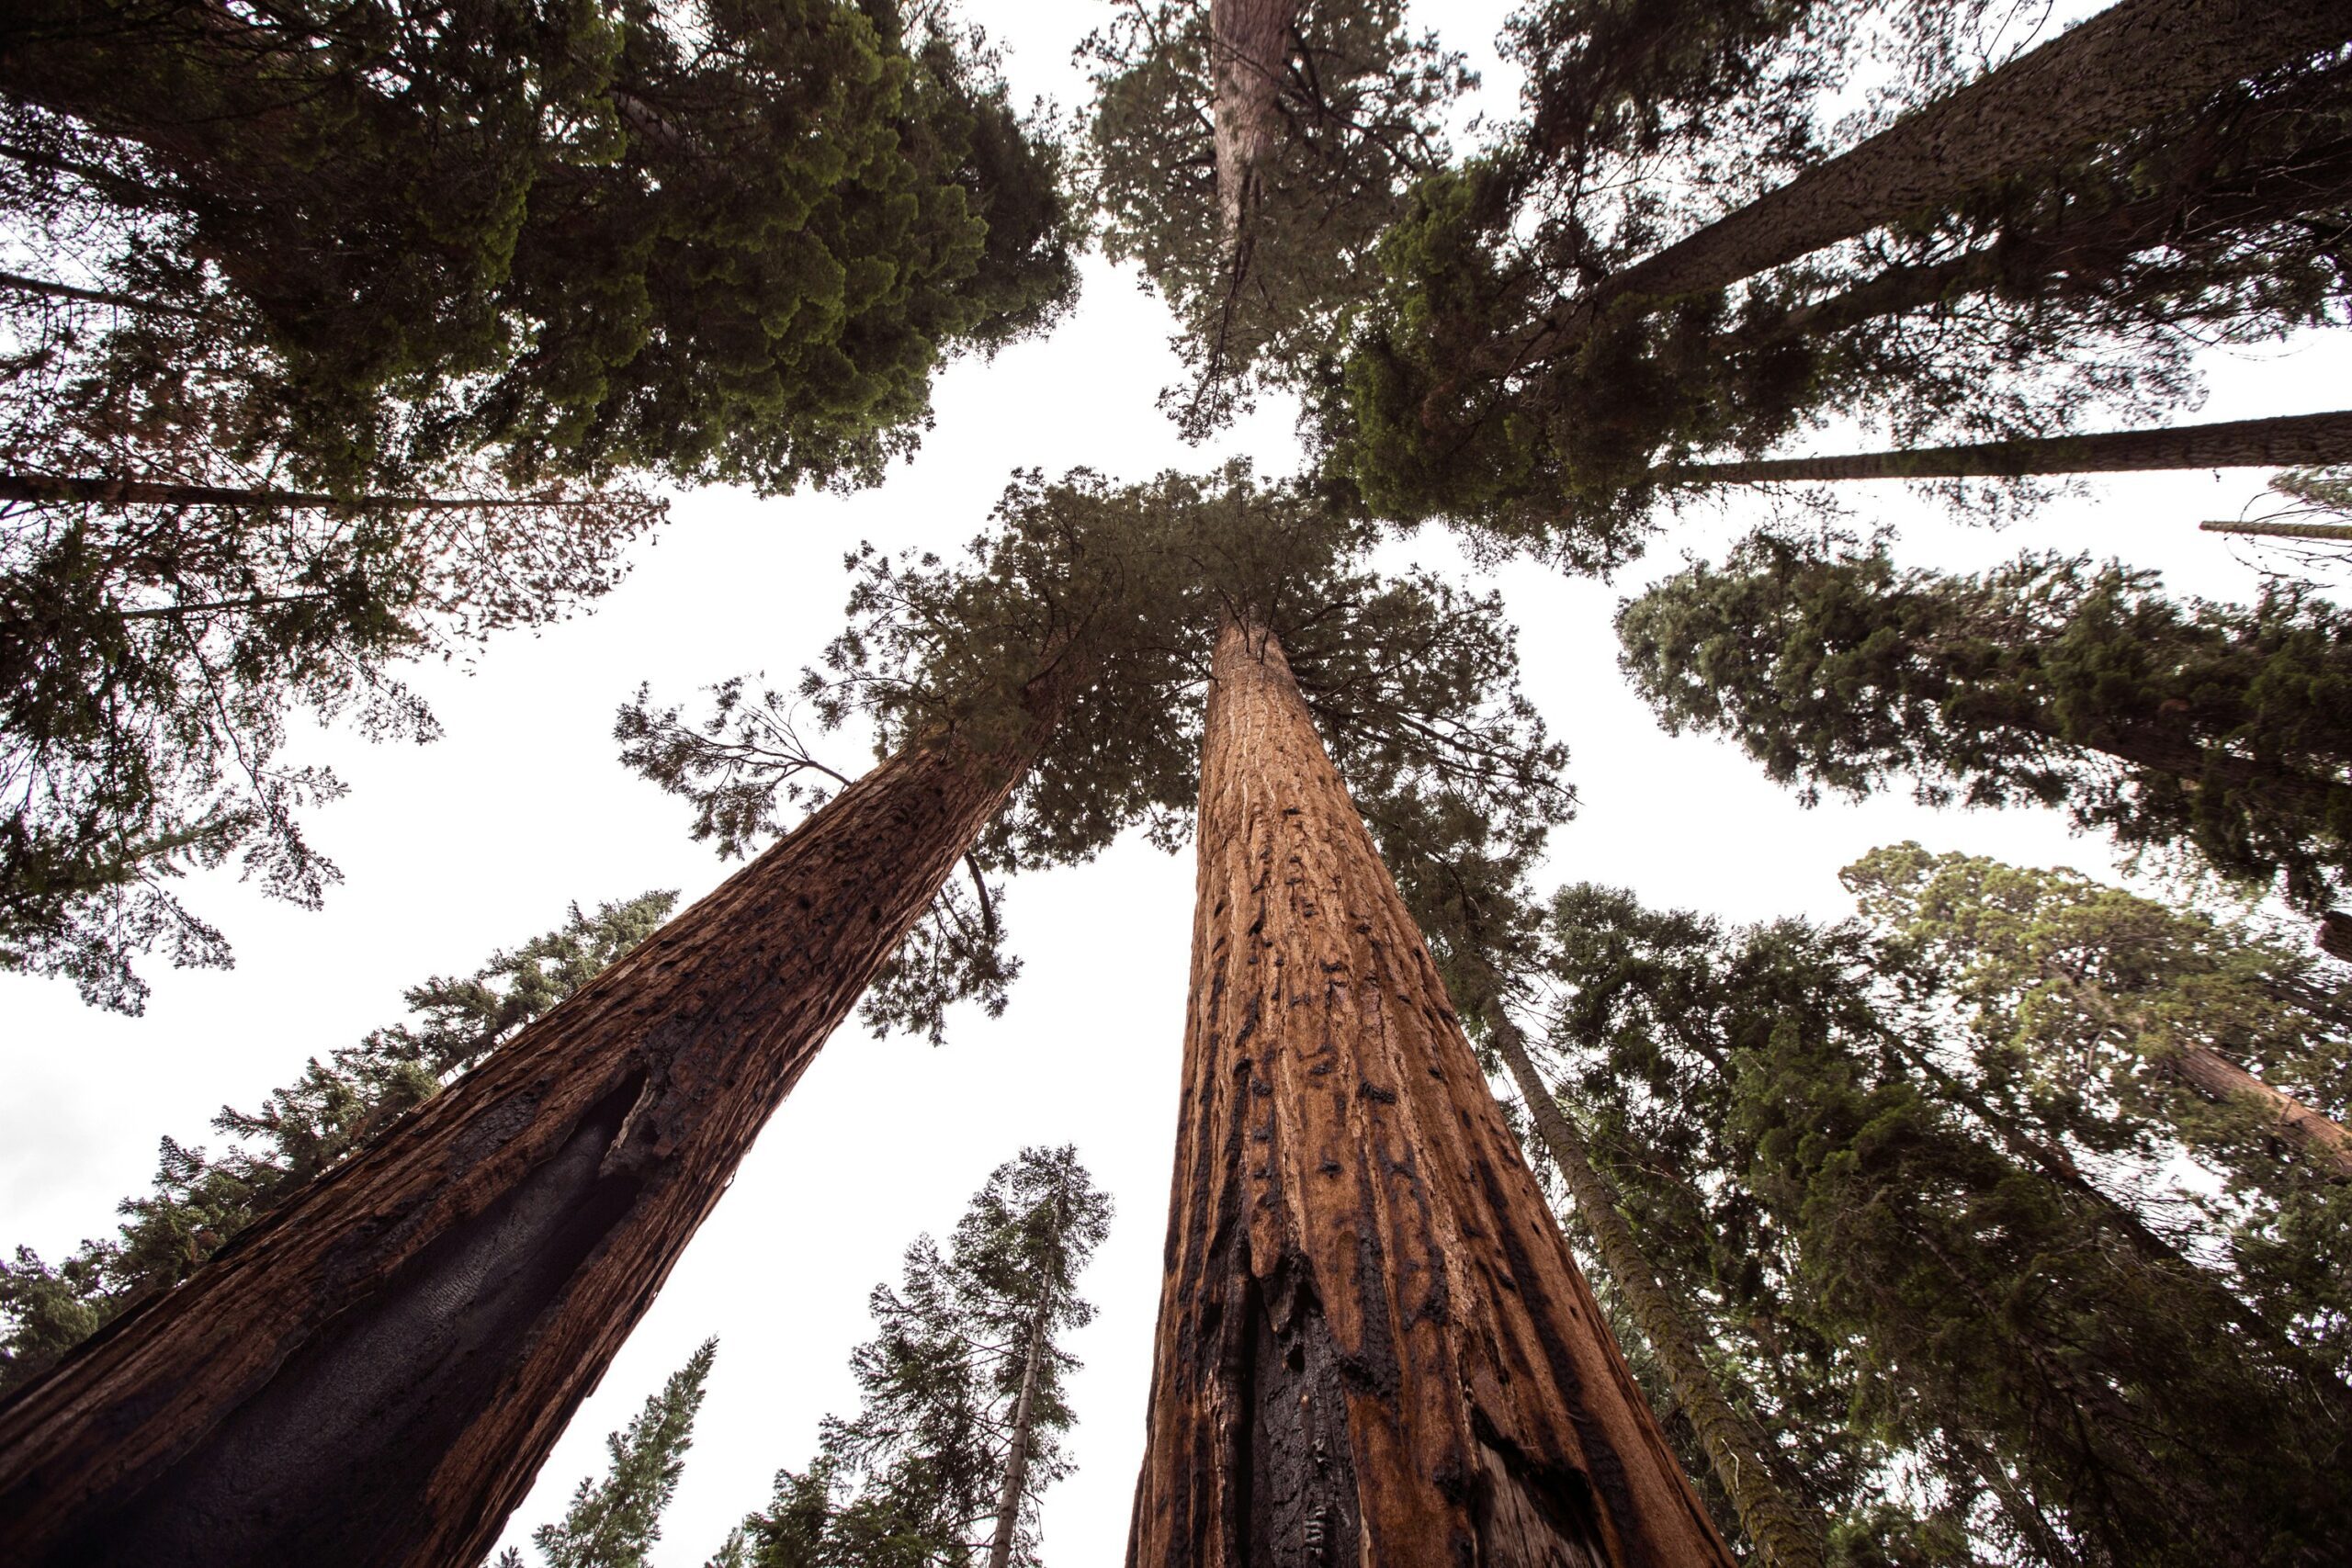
[1079,0,1468,433]
[622,464,1565,1041]
[1618,532,2352,909]
[1527,873,2352,1565]
[515,1339,719,1568]
[1319,3,2352,563]
[732,1145,1111,1567]
[0,889,674,1393]
[0,0,1080,491]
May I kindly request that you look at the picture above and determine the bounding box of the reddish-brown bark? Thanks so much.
[1661,410,2352,485]
[1125,620,1732,1567]
[2170,1043,2352,1180]
[1211,0,1301,251]
[0,672,1075,1568]
[1520,0,2352,364]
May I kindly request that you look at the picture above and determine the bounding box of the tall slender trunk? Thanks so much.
[2169,1042,2352,1179]
[1210,0,1300,254]
[2203,519,2352,543]
[0,270,209,318]
[1125,620,1732,1567]
[1521,0,2352,363]
[1476,992,1824,1568]
[1658,410,2352,485]
[988,1195,1065,1568]
[0,671,1078,1568]
[0,473,593,511]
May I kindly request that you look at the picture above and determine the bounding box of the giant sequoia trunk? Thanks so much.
[0,671,1076,1568]
[1524,0,2352,362]
[2170,1042,2352,1179]
[1210,0,1300,253]
[1125,620,1731,1567]
[1659,410,2352,485]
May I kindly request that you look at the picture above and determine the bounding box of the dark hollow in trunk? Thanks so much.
[0,683,1069,1568]
[1125,620,1732,1567]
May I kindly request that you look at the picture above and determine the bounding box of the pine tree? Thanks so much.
[0,890,676,1394]
[514,1341,718,1568]
[1129,617,1732,1565]
[1618,531,2352,909]
[731,1146,1111,1568]
[0,469,1545,1567]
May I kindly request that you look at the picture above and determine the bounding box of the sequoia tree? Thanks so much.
[729,1146,1110,1568]
[0,467,1551,1566]
[1329,0,2352,564]
[1126,618,1732,1565]
[501,1340,718,1568]
[1618,531,2352,909]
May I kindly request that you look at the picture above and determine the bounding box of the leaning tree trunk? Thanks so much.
[0,671,1077,1568]
[2169,1043,2352,1179]
[1522,0,2352,362]
[2203,519,2352,543]
[1125,620,1732,1567]
[1658,410,2352,485]
[1210,0,1300,254]
[1476,991,1824,1568]
[0,472,595,511]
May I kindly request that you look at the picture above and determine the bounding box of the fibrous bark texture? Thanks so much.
[0,688,1068,1568]
[1534,0,2352,360]
[1479,997,1822,1568]
[1126,620,1732,1568]
[2170,1043,2352,1179]
[1211,0,1301,250]
[2203,519,2352,543]
[1663,410,2352,485]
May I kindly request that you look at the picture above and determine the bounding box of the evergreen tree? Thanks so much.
[511,1340,718,1568]
[1080,0,1467,430]
[731,1146,1110,1568]
[0,0,1080,490]
[1530,877,2352,1564]
[0,470,1545,1568]
[1618,531,2352,909]
[0,890,676,1394]
[1323,0,2352,566]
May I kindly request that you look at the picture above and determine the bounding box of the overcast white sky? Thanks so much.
[5,3,2347,1562]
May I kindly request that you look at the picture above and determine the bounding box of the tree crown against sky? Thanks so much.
[1312,1,2352,568]
[503,1338,720,1568]
[1616,528,2352,910]
[618,463,1568,1043]
[1078,0,1471,434]
[0,889,673,1394]
[729,1145,1110,1568]
[0,0,1082,492]
[1521,871,2352,1565]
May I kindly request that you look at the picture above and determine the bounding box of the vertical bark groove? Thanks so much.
[1211,0,1302,252]
[0,681,1072,1568]
[1126,620,1732,1567]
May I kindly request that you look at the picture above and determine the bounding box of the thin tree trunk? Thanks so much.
[1659,410,2352,485]
[1478,991,1825,1568]
[988,1196,1065,1568]
[0,666,1080,1568]
[2202,519,2352,543]
[1125,619,1732,1567]
[0,473,593,512]
[2170,1042,2352,1179]
[1520,0,2352,363]
[1210,0,1300,253]
[0,270,209,318]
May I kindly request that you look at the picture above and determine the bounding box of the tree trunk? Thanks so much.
[988,1201,1063,1568]
[0,473,586,512]
[2169,1042,2352,1179]
[2203,519,2352,543]
[1480,994,1824,1568]
[1659,410,2352,485]
[1211,0,1300,253]
[0,671,1077,1568]
[1125,619,1732,1567]
[2317,911,2352,963]
[0,269,208,318]
[1522,0,2352,362]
